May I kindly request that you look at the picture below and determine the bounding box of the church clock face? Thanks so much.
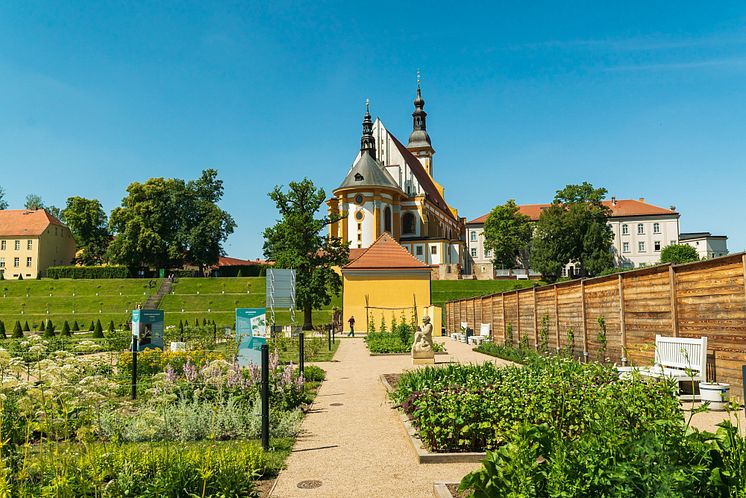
[354,194,364,204]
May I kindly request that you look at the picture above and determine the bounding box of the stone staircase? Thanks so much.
[142,279,173,310]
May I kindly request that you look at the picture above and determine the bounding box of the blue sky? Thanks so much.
[2,1,745,257]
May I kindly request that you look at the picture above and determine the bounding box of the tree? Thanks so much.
[62,320,72,337]
[532,183,614,281]
[23,321,30,332]
[72,320,80,332]
[0,186,8,210]
[482,200,532,273]
[107,169,235,270]
[62,197,111,265]
[24,194,44,210]
[89,320,95,331]
[47,205,64,222]
[13,321,23,338]
[0,320,5,339]
[660,244,699,265]
[43,320,55,338]
[108,320,115,333]
[263,178,349,330]
[92,319,104,338]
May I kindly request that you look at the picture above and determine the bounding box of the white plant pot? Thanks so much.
[699,382,730,411]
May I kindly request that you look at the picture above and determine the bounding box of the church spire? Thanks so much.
[360,98,376,157]
[407,70,435,176]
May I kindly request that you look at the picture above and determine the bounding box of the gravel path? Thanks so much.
[269,337,511,498]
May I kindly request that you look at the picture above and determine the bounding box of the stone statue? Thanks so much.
[412,315,435,364]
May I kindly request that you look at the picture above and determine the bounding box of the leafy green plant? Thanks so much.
[539,314,549,353]
[566,327,575,357]
[506,323,514,346]
[596,315,608,362]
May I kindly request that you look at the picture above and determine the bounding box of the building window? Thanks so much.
[355,210,364,221]
[561,267,567,277]
[622,242,630,253]
[654,241,661,252]
[14,240,20,250]
[13,257,19,268]
[354,194,364,204]
[637,223,644,235]
[357,233,362,241]
[484,249,492,258]
[26,257,32,267]
[384,206,392,233]
[470,231,477,242]
[622,224,629,235]
[638,241,646,252]
[0,258,4,268]
[653,222,660,234]
[470,248,477,257]
[357,223,362,231]
[416,246,423,256]
[0,241,4,250]
[431,245,437,255]
[27,240,32,250]
[402,213,416,234]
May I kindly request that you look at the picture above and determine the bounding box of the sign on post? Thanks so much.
[236,308,267,367]
[132,309,165,351]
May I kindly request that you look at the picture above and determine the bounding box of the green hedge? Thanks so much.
[46,266,131,279]
[212,265,266,277]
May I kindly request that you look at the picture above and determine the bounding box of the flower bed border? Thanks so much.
[433,481,461,498]
[369,351,449,357]
[380,374,486,464]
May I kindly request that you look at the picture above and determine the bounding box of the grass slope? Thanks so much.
[431,279,539,310]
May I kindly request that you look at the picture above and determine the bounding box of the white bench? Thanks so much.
[623,335,708,400]
[468,323,492,345]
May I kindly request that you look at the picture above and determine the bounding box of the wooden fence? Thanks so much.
[446,253,746,398]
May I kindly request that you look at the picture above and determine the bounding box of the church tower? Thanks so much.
[406,71,436,177]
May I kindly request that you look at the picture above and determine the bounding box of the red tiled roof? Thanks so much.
[348,248,366,263]
[0,209,65,236]
[343,232,432,271]
[387,133,457,221]
[217,256,268,266]
[467,199,678,225]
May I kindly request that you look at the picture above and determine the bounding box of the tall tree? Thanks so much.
[107,169,235,270]
[0,186,8,210]
[532,182,614,281]
[263,178,348,330]
[24,193,44,210]
[46,205,65,222]
[62,197,111,265]
[482,200,532,273]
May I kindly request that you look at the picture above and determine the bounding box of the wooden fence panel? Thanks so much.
[492,294,504,344]
[583,277,623,363]
[518,288,535,346]
[503,293,519,346]
[481,296,493,331]
[536,287,558,351]
[675,258,746,387]
[557,283,584,357]
[474,298,483,330]
[623,268,672,366]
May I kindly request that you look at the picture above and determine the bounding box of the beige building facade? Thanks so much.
[0,210,77,279]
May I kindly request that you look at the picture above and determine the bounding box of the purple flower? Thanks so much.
[281,363,294,387]
[227,361,242,388]
[165,363,177,383]
[183,360,198,382]
[269,351,279,372]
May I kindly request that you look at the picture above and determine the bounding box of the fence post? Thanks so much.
[131,338,137,400]
[328,325,332,351]
[261,344,270,451]
[580,280,588,363]
[618,273,627,366]
[533,287,539,349]
[516,291,521,344]
[299,332,305,379]
[669,265,679,337]
[554,285,560,353]
[501,294,507,345]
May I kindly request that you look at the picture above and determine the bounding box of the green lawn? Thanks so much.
[430,279,540,310]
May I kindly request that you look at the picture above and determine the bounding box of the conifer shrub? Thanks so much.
[0,320,6,339]
[73,320,80,332]
[92,319,104,338]
[89,321,95,331]
[23,321,30,332]
[13,320,23,338]
[43,320,55,338]
[108,320,115,333]
[62,320,72,337]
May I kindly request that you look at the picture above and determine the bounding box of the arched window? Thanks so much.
[384,206,392,233]
[402,213,416,234]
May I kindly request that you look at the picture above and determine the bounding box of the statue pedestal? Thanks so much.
[412,356,435,365]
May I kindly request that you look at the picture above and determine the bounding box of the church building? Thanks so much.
[328,81,466,278]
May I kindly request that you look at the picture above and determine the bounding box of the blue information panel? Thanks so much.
[132,309,165,351]
[236,308,266,367]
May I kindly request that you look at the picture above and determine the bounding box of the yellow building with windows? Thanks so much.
[0,210,77,279]
[341,232,440,334]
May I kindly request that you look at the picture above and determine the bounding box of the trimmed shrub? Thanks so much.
[89,321,95,331]
[72,320,80,332]
[13,320,23,338]
[92,319,104,338]
[46,265,131,279]
[0,320,6,339]
[108,320,115,333]
[18,274,23,281]
[43,320,55,338]
[23,321,30,332]
[62,320,72,337]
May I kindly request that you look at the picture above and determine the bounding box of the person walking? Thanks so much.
[347,316,355,337]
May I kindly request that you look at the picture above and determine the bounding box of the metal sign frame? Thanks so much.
[266,269,296,327]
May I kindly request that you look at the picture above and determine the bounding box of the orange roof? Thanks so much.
[467,199,677,224]
[348,248,366,263]
[0,209,65,237]
[343,232,432,271]
[217,256,268,266]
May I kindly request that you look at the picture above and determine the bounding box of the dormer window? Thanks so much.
[354,173,364,182]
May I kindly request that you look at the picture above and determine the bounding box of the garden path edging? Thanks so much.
[380,374,487,464]
[433,481,460,498]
